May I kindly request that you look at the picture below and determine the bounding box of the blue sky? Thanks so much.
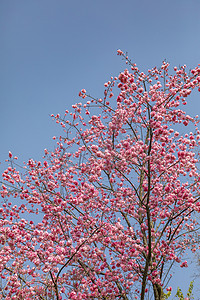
[1,0,200,297]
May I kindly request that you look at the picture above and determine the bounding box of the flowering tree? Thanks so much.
[1,51,200,300]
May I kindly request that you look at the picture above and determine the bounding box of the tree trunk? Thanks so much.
[153,283,165,300]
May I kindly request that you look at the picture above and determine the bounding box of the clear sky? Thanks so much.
[1,0,200,297]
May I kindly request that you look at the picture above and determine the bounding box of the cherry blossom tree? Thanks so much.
[1,50,200,300]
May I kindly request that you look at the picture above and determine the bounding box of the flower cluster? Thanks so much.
[1,52,200,299]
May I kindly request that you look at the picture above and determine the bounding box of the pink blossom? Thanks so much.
[1,56,200,299]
